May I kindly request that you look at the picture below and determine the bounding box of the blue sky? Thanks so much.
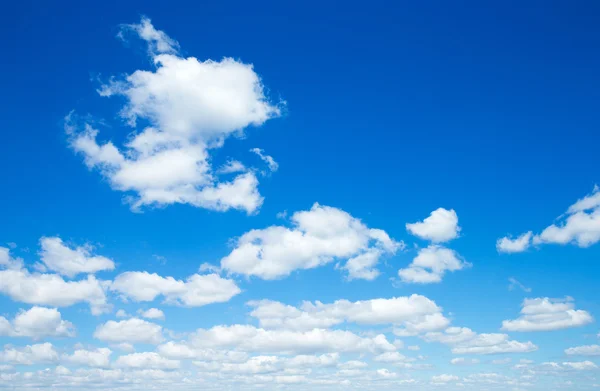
[1,1,600,389]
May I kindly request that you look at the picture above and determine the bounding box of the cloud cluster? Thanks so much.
[248,295,448,333]
[221,203,403,280]
[68,17,281,213]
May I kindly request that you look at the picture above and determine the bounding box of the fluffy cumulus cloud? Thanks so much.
[68,17,281,213]
[111,271,240,307]
[93,318,164,345]
[406,208,460,243]
[398,245,470,284]
[38,237,115,277]
[221,203,403,280]
[500,186,600,251]
[248,295,448,335]
[424,327,537,355]
[0,249,109,315]
[565,345,600,356]
[496,231,533,253]
[501,297,593,332]
[0,307,75,339]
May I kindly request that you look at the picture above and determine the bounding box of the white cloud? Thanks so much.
[0,247,23,269]
[0,266,108,315]
[496,232,532,253]
[450,357,480,365]
[119,17,179,55]
[69,18,281,214]
[508,277,532,293]
[501,297,593,332]
[398,245,470,284]
[248,295,447,333]
[138,308,165,320]
[217,160,247,174]
[0,307,75,339]
[181,325,396,355]
[565,345,600,356]
[0,343,58,365]
[38,237,114,277]
[424,327,537,355]
[94,318,164,344]
[115,352,180,369]
[562,361,598,370]
[431,374,459,383]
[221,203,403,280]
[111,271,240,307]
[250,148,279,173]
[64,348,112,368]
[406,208,460,243]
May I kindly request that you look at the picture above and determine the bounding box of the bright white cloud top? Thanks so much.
[406,208,461,243]
[68,17,281,213]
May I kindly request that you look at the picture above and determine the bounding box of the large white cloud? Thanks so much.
[68,17,281,213]
[423,327,537,355]
[406,208,460,243]
[38,237,114,277]
[0,307,75,339]
[111,271,240,307]
[398,245,470,284]
[501,297,593,332]
[248,295,448,333]
[93,318,164,345]
[221,203,403,280]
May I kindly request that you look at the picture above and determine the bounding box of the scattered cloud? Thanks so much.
[502,297,593,332]
[138,308,165,320]
[508,277,532,293]
[406,208,460,243]
[38,237,114,277]
[424,327,537,355]
[497,232,532,253]
[398,245,470,284]
[250,148,279,173]
[0,307,75,339]
[565,345,600,356]
[111,271,240,307]
[221,203,403,280]
[248,295,448,333]
[93,318,164,344]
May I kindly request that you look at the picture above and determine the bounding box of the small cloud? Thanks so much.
[508,277,532,293]
[250,148,279,173]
